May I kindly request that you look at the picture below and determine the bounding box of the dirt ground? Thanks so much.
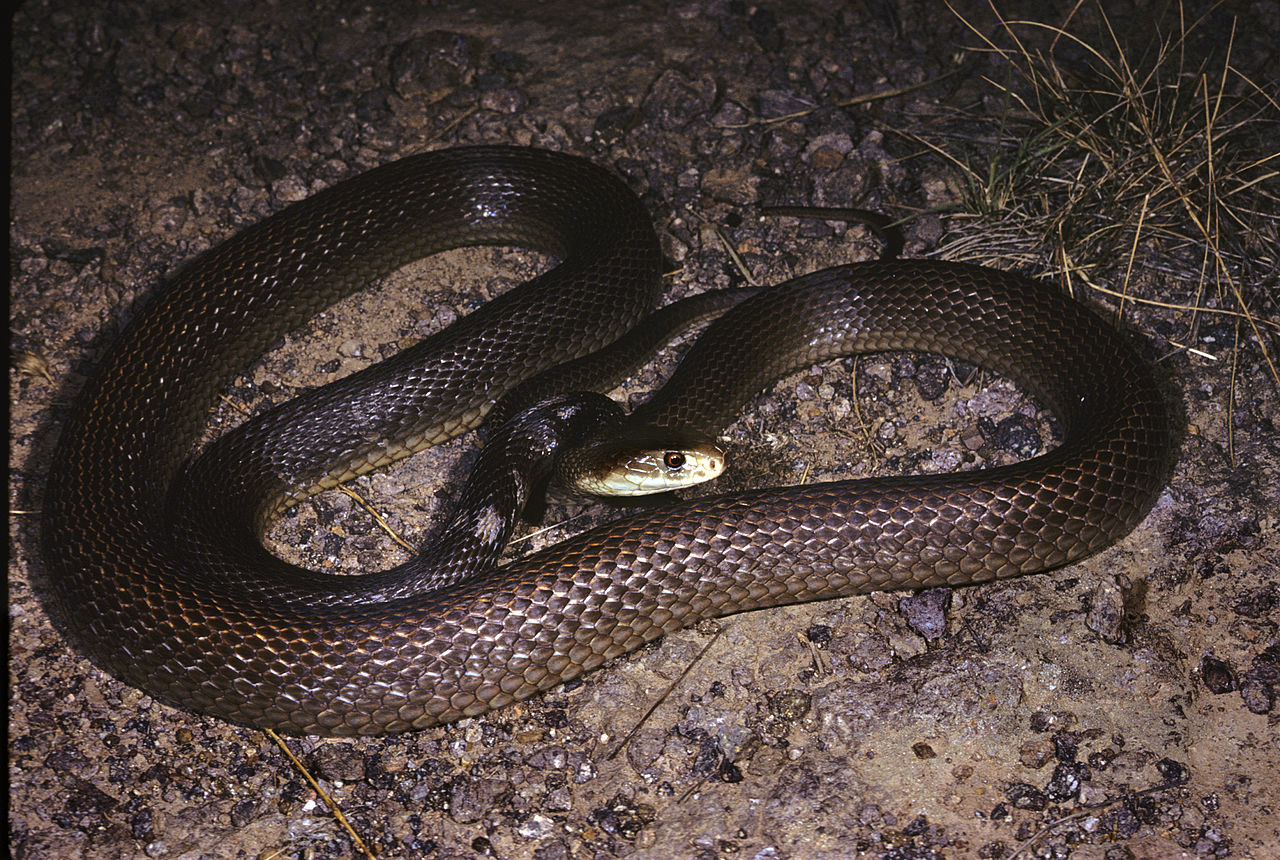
[9,1,1278,858]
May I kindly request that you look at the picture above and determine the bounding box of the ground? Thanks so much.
[9,1,1279,858]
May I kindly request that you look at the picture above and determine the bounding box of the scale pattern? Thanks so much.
[43,146,1171,735]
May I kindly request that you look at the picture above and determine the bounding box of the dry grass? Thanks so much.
[904,0,1278,392]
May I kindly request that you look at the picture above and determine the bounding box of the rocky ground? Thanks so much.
[10,1,1278,858]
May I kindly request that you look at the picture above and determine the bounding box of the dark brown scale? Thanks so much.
[42,146,1172,736]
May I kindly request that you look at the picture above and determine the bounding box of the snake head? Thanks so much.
[557,422,725,497]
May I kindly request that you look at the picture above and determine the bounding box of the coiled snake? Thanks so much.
[42,146,1172,735]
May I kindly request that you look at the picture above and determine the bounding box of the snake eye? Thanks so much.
[662,451,686,471]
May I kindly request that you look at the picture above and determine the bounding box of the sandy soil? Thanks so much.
[10,1,1278,858]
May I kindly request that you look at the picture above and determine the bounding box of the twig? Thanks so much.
[1115,191,1149,326]
[605,626,726,761]
[687,207,761,286]
[337,485,416,553]
[715,75,955,128]
[1007,782,1183,860]
[265,729,377,859]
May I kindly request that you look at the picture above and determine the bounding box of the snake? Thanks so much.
[42,145,1173,736]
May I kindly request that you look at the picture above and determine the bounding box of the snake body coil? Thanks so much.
[43,146,1171,735]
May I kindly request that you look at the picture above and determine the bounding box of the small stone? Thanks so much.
[1018,738,1055,769]
[272,175,310,204]
[1199,655,1236,693]
[913,357,951,400]
[1086,578,1127,644]
[1156,758,1191,786]
[149,202,188,233]
[912,742,937,759]
[899,589,951,640]
[308,742,367,782]
[1005,782,1046,810]
[1240,675,1275,714]
[1044,761,1090,802]
[991,414,1041,457]
[516,813,556,839]
[479,87,527,113]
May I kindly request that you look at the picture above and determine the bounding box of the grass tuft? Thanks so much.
[905,0,1278,392]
